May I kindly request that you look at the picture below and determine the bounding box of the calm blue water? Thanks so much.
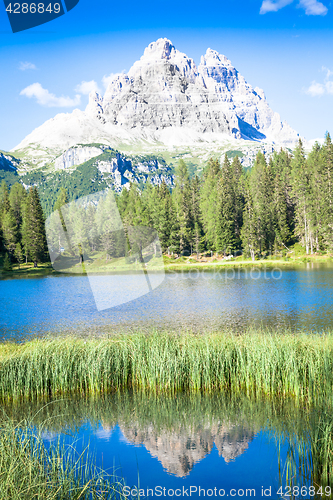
[1,263,333,338]
[2,265,330,497]
[31,394,314,499]
[58,424,285,498]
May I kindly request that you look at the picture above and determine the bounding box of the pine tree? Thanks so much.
[2,253,12,271]
[241,181,259,261]
[190,175,204,257]
[0,181,10,253]
[86,203,98,252]
[8,182,27,233]
[156,182,173,253]
[215,155,236,255]
[291,139,313,254]
[200,158,221,252]
[21,187,48,267]
[231,156,244,249]
[273,170,291,251]
[173,160,192,254]
[249,152,275,256]
[1,209,17,256]
[318,133,333,250]
[14,242,23,269]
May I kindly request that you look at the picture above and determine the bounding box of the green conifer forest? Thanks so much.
[1,135,333,268]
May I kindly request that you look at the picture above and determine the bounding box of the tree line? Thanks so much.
[0,183,48,269]
[116,135,333,259]
[1,134,333,269]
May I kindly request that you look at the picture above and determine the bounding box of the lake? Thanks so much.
[1,263,333,339]
[2,264,333,497]
[6,393,326,499]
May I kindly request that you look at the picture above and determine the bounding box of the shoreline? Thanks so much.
[1,252,332,279]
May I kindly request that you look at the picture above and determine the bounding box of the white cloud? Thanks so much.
[75,80,101,95]
[260,0,328,14]
[298,0,328,14]
[20,83,81,107]
[19,61,37,71]
[325,81,333,94]
[260,0,293,14]
[305,81,325,96]
[305,67,333,96]
[308,137,325,147]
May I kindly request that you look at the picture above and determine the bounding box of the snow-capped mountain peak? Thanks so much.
[128,37,198,83]
[13,38,300,156]
[200,48,232,69]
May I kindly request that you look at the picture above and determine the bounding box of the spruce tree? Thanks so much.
[190,175,204,257]
[3,253,12,271]
[1,209,17,256]
[215,154,236,255]
[14,242,23,268]
[173,160,192,254]
[318,133,333,250]
[21,187,48,267]
[291,139,313,254]
[8,182,27,233]
[200,158,221,252]
[231,156,244,249]
[156,182,173,253]
[241,180,258,261]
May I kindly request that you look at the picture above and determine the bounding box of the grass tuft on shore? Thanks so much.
[0,331,333,402]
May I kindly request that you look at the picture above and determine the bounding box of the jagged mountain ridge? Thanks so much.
[13,38,300,160]
[19,146,174,216]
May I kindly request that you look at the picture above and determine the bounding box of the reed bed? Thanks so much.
[0,415,124,499]
[1,331,333,402]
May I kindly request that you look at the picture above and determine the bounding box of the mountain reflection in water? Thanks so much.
[3,392,330,490]
[98,421,256,476]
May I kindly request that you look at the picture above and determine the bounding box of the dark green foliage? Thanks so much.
[2,136,333,268]
[226,150,244,159]
[2,253,12,271]
[21,188,48,267]
[173,160,193,254]
[0,169,19,188]
[21,163,110,217]
[115,142,333,258]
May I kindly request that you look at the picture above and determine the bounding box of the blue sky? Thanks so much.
[0,0,332,150]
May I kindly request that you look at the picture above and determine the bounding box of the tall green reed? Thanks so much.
[0,331,333,402]
[0,414,125,499]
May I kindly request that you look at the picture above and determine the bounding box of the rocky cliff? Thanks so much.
[13,38,300,157]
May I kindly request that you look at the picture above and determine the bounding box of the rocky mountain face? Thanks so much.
[52,145,174,191]
[13,38,300,159]
[0,152,19,171]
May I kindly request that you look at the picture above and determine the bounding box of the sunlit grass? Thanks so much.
[0,331,333,403]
